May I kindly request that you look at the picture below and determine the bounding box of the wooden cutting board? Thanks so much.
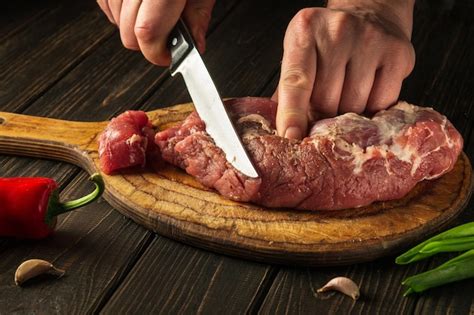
[0,103,472,266]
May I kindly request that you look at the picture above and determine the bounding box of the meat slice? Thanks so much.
[98,110,160,174]
[155,97,463,211]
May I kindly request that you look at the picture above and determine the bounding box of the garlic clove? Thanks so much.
[317,276,360,300]
[15,259,65,286]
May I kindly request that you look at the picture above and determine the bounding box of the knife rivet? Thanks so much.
[172,38,178,46]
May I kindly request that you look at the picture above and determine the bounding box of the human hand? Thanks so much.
[273,0,416,140]
[97,0,216,65]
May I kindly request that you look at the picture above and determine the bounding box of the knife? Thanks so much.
[168,19,259,178]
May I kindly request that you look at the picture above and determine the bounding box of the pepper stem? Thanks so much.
[46,173,105,224]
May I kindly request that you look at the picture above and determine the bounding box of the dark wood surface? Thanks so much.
[0,0,473,314]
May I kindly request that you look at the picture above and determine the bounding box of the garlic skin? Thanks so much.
[15,259,65,286]
[317,277,360,300]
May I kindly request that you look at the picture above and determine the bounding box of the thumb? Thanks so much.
[183,0,216,53]
[276,28,316,140]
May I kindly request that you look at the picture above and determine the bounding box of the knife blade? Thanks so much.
[168,19,259,178]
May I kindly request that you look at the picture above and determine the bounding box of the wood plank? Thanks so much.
[101,237,275,314]
[259,258,421,314]
[20,33,168,120]
[400,4,466,106]
[0,2,115,112]
[0,0,55,42]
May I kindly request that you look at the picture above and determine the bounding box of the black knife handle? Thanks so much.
[168,19,195,74]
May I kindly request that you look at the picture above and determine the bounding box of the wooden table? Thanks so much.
[1,0,473,313]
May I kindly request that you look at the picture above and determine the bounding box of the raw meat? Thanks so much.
[98,110,160,174]
[155,97,463,211]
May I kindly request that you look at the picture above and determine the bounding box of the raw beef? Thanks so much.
[155,97,463,211]
[98,110,160,174]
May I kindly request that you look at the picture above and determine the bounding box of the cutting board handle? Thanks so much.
[0,112,106,172]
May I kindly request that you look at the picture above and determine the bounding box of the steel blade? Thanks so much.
[171,48,258,178]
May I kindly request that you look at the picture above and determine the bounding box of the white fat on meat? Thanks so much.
[311,102,451,177]
[126,134,147,164]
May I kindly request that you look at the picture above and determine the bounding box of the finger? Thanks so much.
[107,0,123,26]
[310,60,346,118]
[338,59,377,114]
[366,67,403,113]
[135,0,186,66]
[276,47,316,139]
[97,0,116,24]
[119,0,141,50]
[276,22,317,139]
[183,0,216,53]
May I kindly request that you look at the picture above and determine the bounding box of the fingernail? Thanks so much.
[284,127,302,140]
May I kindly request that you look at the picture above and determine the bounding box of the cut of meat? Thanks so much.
[98,110,160,174]
[155,97,463,211]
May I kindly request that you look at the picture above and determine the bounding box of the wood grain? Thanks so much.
[101,236,274,314]
[0,104,471,266]
[0,2,115,113]
[259,258,420,314]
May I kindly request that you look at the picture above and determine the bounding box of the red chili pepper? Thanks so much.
[0,173,104,239]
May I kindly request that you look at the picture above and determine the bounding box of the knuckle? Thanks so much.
[289,9,319,48]
[281,69,313,91]
[360,22,384,44]
[326,12,355,40]
[403,44,416,75]
[293,8,318,28]
[134,22,156,42]
[383,42,416,77]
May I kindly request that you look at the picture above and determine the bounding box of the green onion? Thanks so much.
[402,249,474,295]
[395,222,474,264]
[419,235,474,254]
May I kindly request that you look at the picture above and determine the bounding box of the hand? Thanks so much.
[273,0,416,140]
[97,0,216,65]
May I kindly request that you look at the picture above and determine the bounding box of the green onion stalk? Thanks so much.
[395,222,474,295]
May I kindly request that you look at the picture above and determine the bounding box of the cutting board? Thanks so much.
[0,103,472,266]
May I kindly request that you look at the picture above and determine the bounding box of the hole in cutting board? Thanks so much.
[0,117,4,125]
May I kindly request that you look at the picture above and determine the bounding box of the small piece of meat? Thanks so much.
[155,97,463,211]
[99,110,160,174]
